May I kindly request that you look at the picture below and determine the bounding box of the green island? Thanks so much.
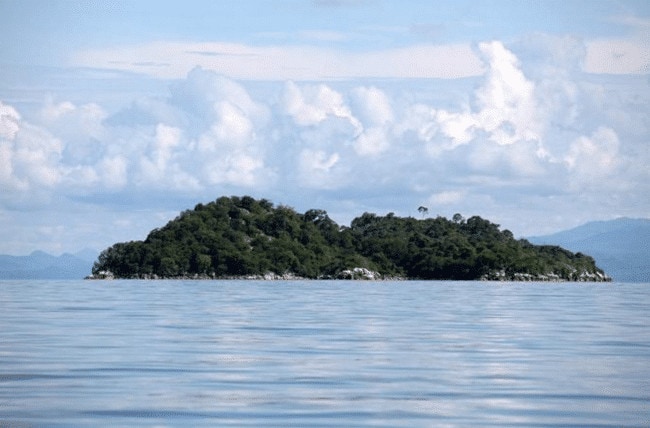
[90,195,610,281]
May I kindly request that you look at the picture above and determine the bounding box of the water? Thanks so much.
[1,280,649,427]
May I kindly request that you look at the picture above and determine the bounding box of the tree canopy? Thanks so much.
[92,195,609,281]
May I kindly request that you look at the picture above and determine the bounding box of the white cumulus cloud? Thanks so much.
[565,127,621,185]
[297,149,343,189]
[0,110,63,195]
[429,190,465,205]
[350,86,394,126]
[428,41,542,149]
[0,101,20,140]
[97,155,128,190]
[282,81,361,131]
[1,32,649,253]
[354,127,390,156]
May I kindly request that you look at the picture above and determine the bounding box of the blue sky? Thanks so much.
[1,0,649,255]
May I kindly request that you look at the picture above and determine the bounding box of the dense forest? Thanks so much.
[91,196,610,281]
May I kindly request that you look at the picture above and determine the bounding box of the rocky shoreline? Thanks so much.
[86,267,610,282]
[480,269,611,282]
[85,267,405,281]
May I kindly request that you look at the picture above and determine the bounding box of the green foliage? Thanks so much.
[92,196,609,280]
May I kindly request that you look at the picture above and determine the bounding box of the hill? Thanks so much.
[0,250,97,280]
[90,196,609,281]
[528,218,650,282]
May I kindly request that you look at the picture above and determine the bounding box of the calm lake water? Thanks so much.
[1,280,649,427]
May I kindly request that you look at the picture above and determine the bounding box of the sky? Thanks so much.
[0,0,649,256]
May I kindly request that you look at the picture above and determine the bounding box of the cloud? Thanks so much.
[137,124,183,185]
[474,41,541,145]
[72,41,485,80]
[585,39,650,74]
[353,127,390,156]
[394,103,438,144]
[583,17,650,75]
[2,33,650,255]
[397,40,545,178]
[39,98,108,165]
[0,68,277,203]
[298,30,349,42]
[349,86,394,156]
[305,149,340,172]
[297,149,342,189]
[433,41,541,148]
[350,86,394,126]
[429,190,465,205]
[282,81,359,128]
[204,153,265,187]
[564,127,622,187]
[281,82,396,158]
[0,104,63,196]
[386,39,642,211]
[0,101,20,140]
[6,42,641,206]
[210,102,254,144]
[169,67,269,131]
[99,155,128,190]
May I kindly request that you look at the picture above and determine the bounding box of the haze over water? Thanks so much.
[1,280,649,426]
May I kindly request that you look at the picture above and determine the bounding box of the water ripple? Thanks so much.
[0,280,648,426]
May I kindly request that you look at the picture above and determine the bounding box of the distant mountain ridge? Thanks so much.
[528,218,650,282]
[0,249,97,280]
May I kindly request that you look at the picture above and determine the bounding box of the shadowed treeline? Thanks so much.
[92,196,609,281]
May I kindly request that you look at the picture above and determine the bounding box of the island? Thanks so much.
[89,196,610,281]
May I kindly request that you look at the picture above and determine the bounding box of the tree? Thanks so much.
[91,195,609,281]
[417,206,429,218]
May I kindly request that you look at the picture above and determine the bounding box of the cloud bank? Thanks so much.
[73,42,485,80]
[69,24,650,81]
[1,39,649,254]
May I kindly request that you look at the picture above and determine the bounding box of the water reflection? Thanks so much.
[0,280,648,426]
